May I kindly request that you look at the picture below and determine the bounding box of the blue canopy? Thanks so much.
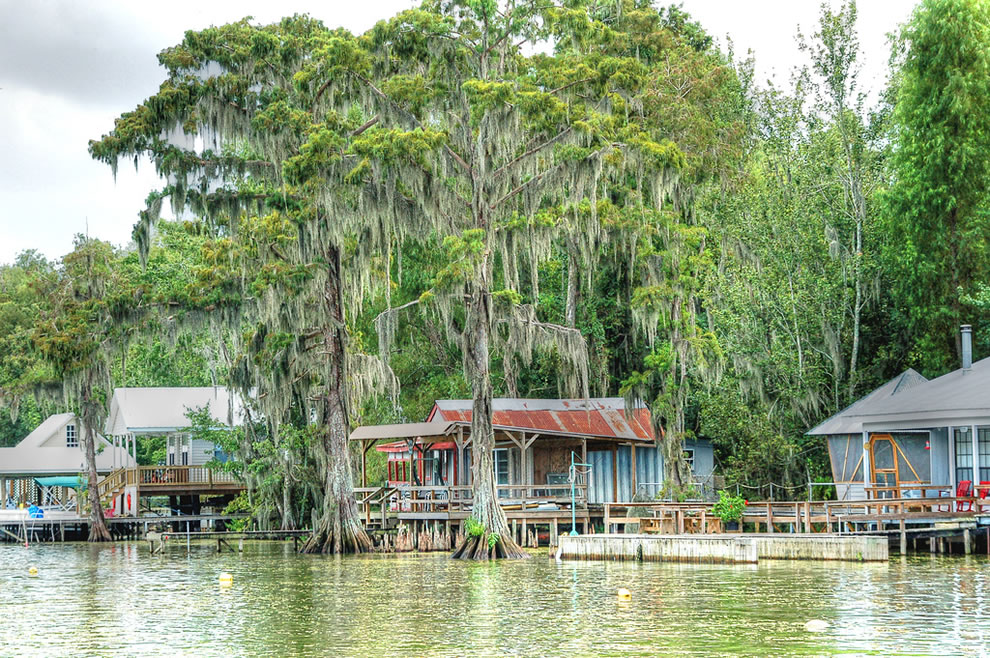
[34,476,83,489]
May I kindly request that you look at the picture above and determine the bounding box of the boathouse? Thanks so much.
[810,325,990,502]
[0,413,134,506]
[350,398,714,533]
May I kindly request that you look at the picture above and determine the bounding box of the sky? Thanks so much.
[0,0,917,266]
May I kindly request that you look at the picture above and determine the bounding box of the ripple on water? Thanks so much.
[1,544,989,656]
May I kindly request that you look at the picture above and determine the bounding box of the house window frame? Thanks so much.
[978,427,990,484]
[954,427,974,484]
[65,424,78,448]
[683,448,695,473]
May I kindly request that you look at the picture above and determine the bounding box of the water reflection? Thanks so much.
[1,543,988,656]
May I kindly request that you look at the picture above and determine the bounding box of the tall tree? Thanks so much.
[32,238,134,541]
[801,0,882,402]
[885,0,990,374]
[89,16,392,554]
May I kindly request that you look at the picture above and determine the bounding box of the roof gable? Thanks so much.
[105,387,244,434]
[846,356,990,424]
[807,369,928,436]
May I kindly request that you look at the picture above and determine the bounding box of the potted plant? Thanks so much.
[711,490,747,532]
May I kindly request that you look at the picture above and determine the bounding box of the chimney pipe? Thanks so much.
[961,324,973,370]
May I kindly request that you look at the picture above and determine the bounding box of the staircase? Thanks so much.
[96,468,129,508]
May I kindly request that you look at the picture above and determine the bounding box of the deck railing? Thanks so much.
[603,495,990,534]
[133,466,239,487]
[354,483,588,519]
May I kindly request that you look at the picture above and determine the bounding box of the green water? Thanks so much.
[1,542,989,656]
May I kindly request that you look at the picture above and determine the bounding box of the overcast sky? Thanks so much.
[0,0,916,266]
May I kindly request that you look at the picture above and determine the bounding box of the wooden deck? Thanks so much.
[98,466,244,510]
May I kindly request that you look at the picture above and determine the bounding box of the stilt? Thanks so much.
[551,518,558,547]
[521,518,527,548]
[899,520,907,555]
[964,529,972,555]
[930,537,935,553]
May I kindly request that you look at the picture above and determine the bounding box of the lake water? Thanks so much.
[1,542,989,656]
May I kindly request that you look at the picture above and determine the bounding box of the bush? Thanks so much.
[710,490,746,523]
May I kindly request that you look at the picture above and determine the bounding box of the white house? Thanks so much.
[0,413,134,505]
[104,387,245,467]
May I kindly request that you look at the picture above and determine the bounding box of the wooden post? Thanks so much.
[767,503,774,534]
[899,519,907,555]
[361,440,368,488]
[630,445,637,498]
[552,518,558,546]
[964,529,972,555]
[803,501,811,534]
[521,517,527,547]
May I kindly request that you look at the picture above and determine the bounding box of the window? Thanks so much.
[65,424,78,448]
[494,449,509,497]
[683,448,695,472]
[979,428,990,483]
[955,427,974,484]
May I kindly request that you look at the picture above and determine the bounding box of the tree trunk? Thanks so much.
[280,470,296,532]
[451,286,527,560]
[301,245,373,554]
[83,416,111,542]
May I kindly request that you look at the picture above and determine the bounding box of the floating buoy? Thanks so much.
[804,620,829,633]
[617,588,632,601]
[27,566,38,576]
[218,572,233,586]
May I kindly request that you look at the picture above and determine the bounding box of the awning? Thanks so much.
[349,421,456,442]
[34,476,84,489]
[376,440,457,454]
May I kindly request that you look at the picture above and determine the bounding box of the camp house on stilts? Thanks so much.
[803,325,990,554]
[810,327,990,504]
[350,398,715,542]
[0,413,134,518]
[99,387,245,518]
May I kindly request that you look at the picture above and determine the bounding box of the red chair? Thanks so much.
[956,480,973,512]
[977,481,990,511]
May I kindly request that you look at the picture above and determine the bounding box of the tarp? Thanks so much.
[34,476,83,489]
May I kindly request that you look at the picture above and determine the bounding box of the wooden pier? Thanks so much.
[558,533,888,564]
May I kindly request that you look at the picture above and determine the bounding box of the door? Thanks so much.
[869,434,898,498]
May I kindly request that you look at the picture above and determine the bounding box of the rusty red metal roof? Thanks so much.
[427,398,655,442]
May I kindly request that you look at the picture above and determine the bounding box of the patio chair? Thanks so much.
[956,480,973,512]
[977,481,990,512]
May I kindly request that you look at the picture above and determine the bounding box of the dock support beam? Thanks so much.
[899,520,906,555]
[964,529,972,555]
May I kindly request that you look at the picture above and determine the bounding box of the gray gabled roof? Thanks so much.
[104,387,246,435]
[847,356,990,426]
[806,369,928,436]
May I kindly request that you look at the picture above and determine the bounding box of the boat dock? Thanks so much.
[558,533,889,563]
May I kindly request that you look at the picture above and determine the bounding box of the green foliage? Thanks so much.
[710,490,746,523]
[884,0,990,374]
[464,517,486,538]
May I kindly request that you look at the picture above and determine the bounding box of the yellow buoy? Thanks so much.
[617,588,631,601]
[218,572,233,586]
[27,566,38,576]
[804,620,829,633]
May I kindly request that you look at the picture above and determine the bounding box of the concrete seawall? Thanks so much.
[558,533,888,564]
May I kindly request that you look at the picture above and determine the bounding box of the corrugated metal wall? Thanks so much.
[634,445,664,500]
[587,450,613,503]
